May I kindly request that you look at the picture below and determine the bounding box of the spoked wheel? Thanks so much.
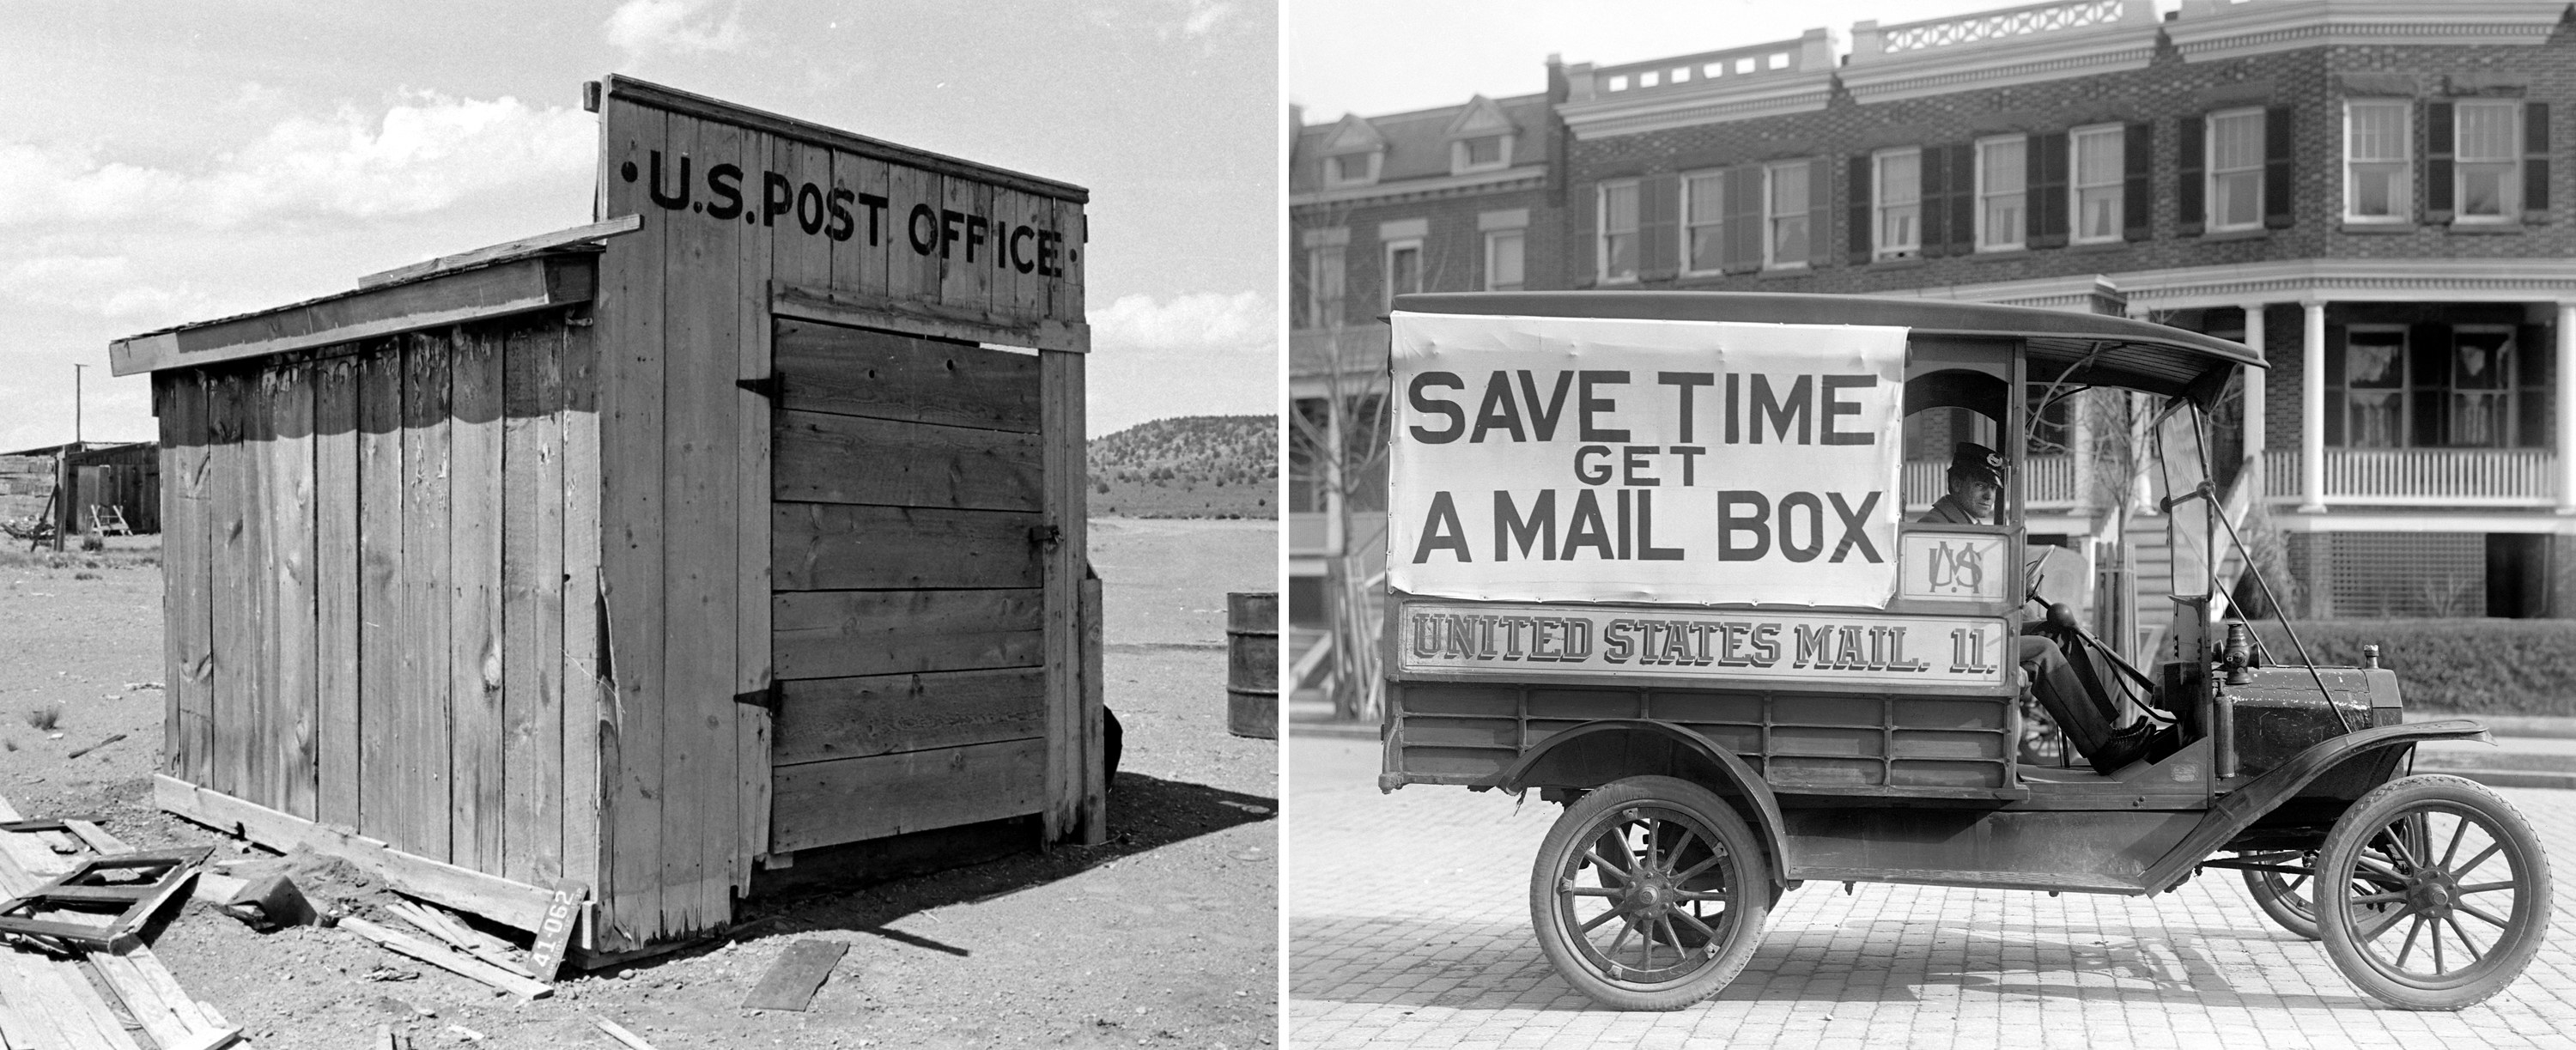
[2239,851,2324,940]
[2317,774,2553,1010]
[1529,776,1767,1011]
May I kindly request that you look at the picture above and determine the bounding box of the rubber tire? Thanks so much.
[2240,852,2324,941]
[2316,774,2553,1011]
[1528,776,1768,1011]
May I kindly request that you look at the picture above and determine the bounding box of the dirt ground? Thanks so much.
[0,519,1278,1049]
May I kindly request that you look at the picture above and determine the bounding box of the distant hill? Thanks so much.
[1088,415,1276,519]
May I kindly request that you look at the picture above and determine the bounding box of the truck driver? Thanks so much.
[1916,443,2160,774]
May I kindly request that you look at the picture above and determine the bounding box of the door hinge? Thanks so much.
[736,373,782,400]
[731,680,781,711]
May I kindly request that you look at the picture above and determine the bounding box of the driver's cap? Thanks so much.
[1949,442,2007,486]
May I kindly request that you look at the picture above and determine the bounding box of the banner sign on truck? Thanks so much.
[1388,313,1909,608]
[1394,599,2010,690]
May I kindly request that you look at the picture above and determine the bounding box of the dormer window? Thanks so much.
[1451,134,1512,175]
[1324,151,1381,187]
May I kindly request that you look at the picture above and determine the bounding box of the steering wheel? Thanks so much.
[2023,552,2171,726]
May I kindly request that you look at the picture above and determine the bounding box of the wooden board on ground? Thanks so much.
[526,879,588,983]
[154,776,552,933]
[339,917,553,1000]
[739,938,847,1011]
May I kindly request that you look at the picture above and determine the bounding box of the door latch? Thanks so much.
[736,373,782,401]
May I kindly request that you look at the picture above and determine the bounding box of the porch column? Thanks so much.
[2239,302,2265,500]
[2300,300,2327,513]
[2559,300,2576,513]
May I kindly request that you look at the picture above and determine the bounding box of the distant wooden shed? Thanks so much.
[108,76,1102,956]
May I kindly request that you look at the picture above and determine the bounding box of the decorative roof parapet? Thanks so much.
[1841,0,2162,105]
[1557,29,1836,139]
[2166,0,2570,64]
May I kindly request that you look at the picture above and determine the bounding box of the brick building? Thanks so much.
[1287,85,1571,645]
[1293,0,2576,640]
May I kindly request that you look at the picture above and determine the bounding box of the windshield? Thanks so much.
[2154,399,2214,601]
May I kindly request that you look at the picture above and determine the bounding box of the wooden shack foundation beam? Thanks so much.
[154,775,553,933]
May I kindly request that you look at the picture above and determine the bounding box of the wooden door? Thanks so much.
[762,318,1051,853]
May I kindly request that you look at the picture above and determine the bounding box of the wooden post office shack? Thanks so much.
[108,76,1102,956]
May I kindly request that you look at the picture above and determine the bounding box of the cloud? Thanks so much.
[0,255,218,319]
[1090,291,1273,354]
[605,0,748,58]
[0,94,591,231]
[1180,0,1234,36]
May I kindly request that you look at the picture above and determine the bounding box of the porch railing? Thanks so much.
[1902,453,2080,511]
[2261,448,2559,507]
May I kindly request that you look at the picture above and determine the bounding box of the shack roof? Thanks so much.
[1392,291,2263,402]
[106,217,633,378]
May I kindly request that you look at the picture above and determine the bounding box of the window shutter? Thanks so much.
[1920,145,1951,258]
[1848,155,1873,265]
[2123,122,2153,241]
[2177,115,2206,236]
[2409,322,2449,448]
[2427,101,2455,222]
[2263,106,2294,229]
[1722,164,1764,274]
[2030,130,2069,248]
[2519,323,2553,448]
[1947,144,1977,256]
[1808,159,1833,268]
[2525,101,2551,217]
[1637,173,1680,282]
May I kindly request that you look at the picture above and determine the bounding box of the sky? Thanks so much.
[1288,0,2184,121]
[0,0,1278,447]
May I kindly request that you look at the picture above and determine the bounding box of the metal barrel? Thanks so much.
[1225,592,1279,739]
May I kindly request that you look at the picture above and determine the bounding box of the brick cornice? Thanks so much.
[1289,167,1546,209]
[2167,0,2567,62]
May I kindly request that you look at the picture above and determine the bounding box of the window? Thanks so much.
[1685,171,1727,272]
[1324,152,1377,186]
[2208,108,2265,231]
[2455,100,2523,222]
[2451,327,2517,446]
[1300,244,1344,329]
[1599,181,1639,282]
[1383,240,1421,306]
[1976,136,2026,251]
[1452,134,1513,175]
[1764,161,1809,268]
[1874,149,1920,260]
[2345,100,2411,222]
[2071,125,2123,242]
[2344,327,2407,448]
[1484,229,1524,291]
[2333,326,2521,450]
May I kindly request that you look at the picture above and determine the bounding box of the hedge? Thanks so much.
[2245,619,2576,717]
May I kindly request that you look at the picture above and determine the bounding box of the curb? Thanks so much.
[1288,720,1379,742]
[2415,767,2576,791]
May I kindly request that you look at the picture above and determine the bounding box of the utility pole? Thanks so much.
[71,363,85,446]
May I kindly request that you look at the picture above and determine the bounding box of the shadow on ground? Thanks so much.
[606,771,1280,964]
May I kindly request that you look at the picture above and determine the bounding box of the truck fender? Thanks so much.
[1478,719,1791,886]
[2138,718,2494,893]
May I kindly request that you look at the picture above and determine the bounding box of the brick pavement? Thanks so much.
[1289,735,2576,1049]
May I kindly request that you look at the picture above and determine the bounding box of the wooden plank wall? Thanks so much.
[591,77,1090,948]
[153,309,603,910]
[768,322,1048,853]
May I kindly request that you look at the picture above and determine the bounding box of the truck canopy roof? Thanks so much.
[1391,291,2262,403]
